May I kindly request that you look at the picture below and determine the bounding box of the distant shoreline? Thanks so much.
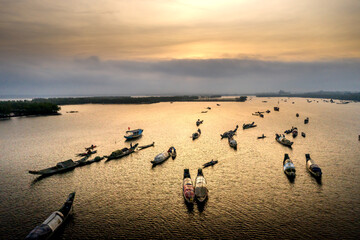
[256,91,360,102]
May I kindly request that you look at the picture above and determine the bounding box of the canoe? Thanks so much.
[203,160,218,168]
[25,192,75,240]
[124,129,143,140]
[243,122,257,129]
[257,135,266,139]
[151,150,171,165]
[105,143,139,161]
[283,154,296,179]
[306,154,322,178]
[76,150,97,157]
[275,134,293,147]
[195,169,208,202]
[29,159,79,176]
[85,145,96,151]
[183,169,195,203]
[138,142,155,150]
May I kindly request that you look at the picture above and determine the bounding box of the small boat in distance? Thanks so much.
[296,113,299,117]
[283,154,296,179]
[203,160,218,168]
[105,143,139,161]
[217,104,220,106]
[275,134,293,147]
[192,129,201,140]
[196,119,204,126]
[85,145,96,151]
[195,168,208,202]
[301,132,306,138]
[257,134,266,139]
[221,125,239,139]
[137,142,155,150]
[306,154,322,178]
[29,159,79,176]
[201,111,208,113]
[274,107,280,111]
[292,127,298,138]
[266,110,270,113]
[25,192,75,240]
[76,150,97,157]
[243,122,257,129]
[183,169,195,203]
[304,117,309,124]
[151,148,172,165]
[124,128,143,140]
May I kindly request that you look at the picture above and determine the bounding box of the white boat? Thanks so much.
[151,150,171,165]
[283,154,296,179]
[195,169,208,202]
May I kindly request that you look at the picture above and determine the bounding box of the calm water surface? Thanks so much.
[0,98,359,239]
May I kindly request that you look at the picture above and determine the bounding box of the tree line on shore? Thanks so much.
[0,101,60,118]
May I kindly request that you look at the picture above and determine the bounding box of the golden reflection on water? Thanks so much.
[0,97,359,239]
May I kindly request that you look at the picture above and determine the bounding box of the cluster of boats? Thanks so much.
[183,169,208,203]
[283,153,322,180]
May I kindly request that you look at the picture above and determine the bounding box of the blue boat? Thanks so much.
[124,129,143,140]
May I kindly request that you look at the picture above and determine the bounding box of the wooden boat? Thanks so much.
[284,129,292,134]
[275,134,293,147]
[292,127,298,138]
[138,142,155,150]
[206,107,211,110]
[29,159,79,176]
[82,156,104,165]
[76,150,97,157]
[266,110,270,113]
[124,129,143,140]
[201,111,208,113]
[257,134,266,139]
[203,160,218,168]
[195,168,208,202]
[25,192,75,240]
[217,104,220,106]
[274,107,280,111]
[306,154,322,178]
[105,143,139,161]
[196,119,203,126]
[221,125,238,139]
[296,113,299,117]
[301,132,306,138]
[243,122,257,129]
[151,149,171,165]
[192,129,201,140]
[183,169,195,203]
[283,154,296,179]
[228,137,237,149]
[169,146,177,159]
[304,117,309,124]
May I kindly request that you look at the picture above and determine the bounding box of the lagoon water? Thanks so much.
[0,98,359,239]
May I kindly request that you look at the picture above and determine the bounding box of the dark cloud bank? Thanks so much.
[0,57,359,97]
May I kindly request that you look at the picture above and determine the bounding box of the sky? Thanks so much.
[0,0,360,96]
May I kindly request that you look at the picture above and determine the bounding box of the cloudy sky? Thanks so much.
[1,0,359,96]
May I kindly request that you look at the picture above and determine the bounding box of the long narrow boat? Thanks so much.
[85,145,96,151]
[151,149,171,165]
[306,154,322,178]
[283,154,296,179]
[275,134,293,147]
[25,192,76,240]
[243,122,257,129]
[124,129,143,140]
[138,142,155,150]
[195,168,208,202]
[183,169,195,203]
[29,159,79,176]
[220,125,238,139]
[105,143,139,161]
[203,160,218,168]
[76,150,97,157]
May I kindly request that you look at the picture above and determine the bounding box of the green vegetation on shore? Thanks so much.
[0,101,60,118]
[256,91,360,101]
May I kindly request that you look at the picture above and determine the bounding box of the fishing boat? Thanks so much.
[274,107,280,111]
[266,110,270,113]
[284,129,292,134]
[82,156,104,165]
[29,159,79,176]
[124,129,143,140]
[304,117,309,124]
[195,168,208,202]
[201,111,208,113]
[203,160,218,168]
[275,134,293,147]
[217,104,220,106]
[151,149,171,165]
[257,134,266,139]
[169,146,177,159]
[301,132,306,138]
[105,143,139,161]
[137,142,155,150]
[252,111,264,117]
[221,125,238,139]
[243,122,257,129]
[183,169,195,203]
[196,119,203,126]
[25,192,75,240]
[76,150,97,157]
[192,129,201,140]
[296,113,299,117]
[292,127,298,138]
[306,154,322,178]
[207,107,211,110]
[228,137,237,149]
[283,154,296,179]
